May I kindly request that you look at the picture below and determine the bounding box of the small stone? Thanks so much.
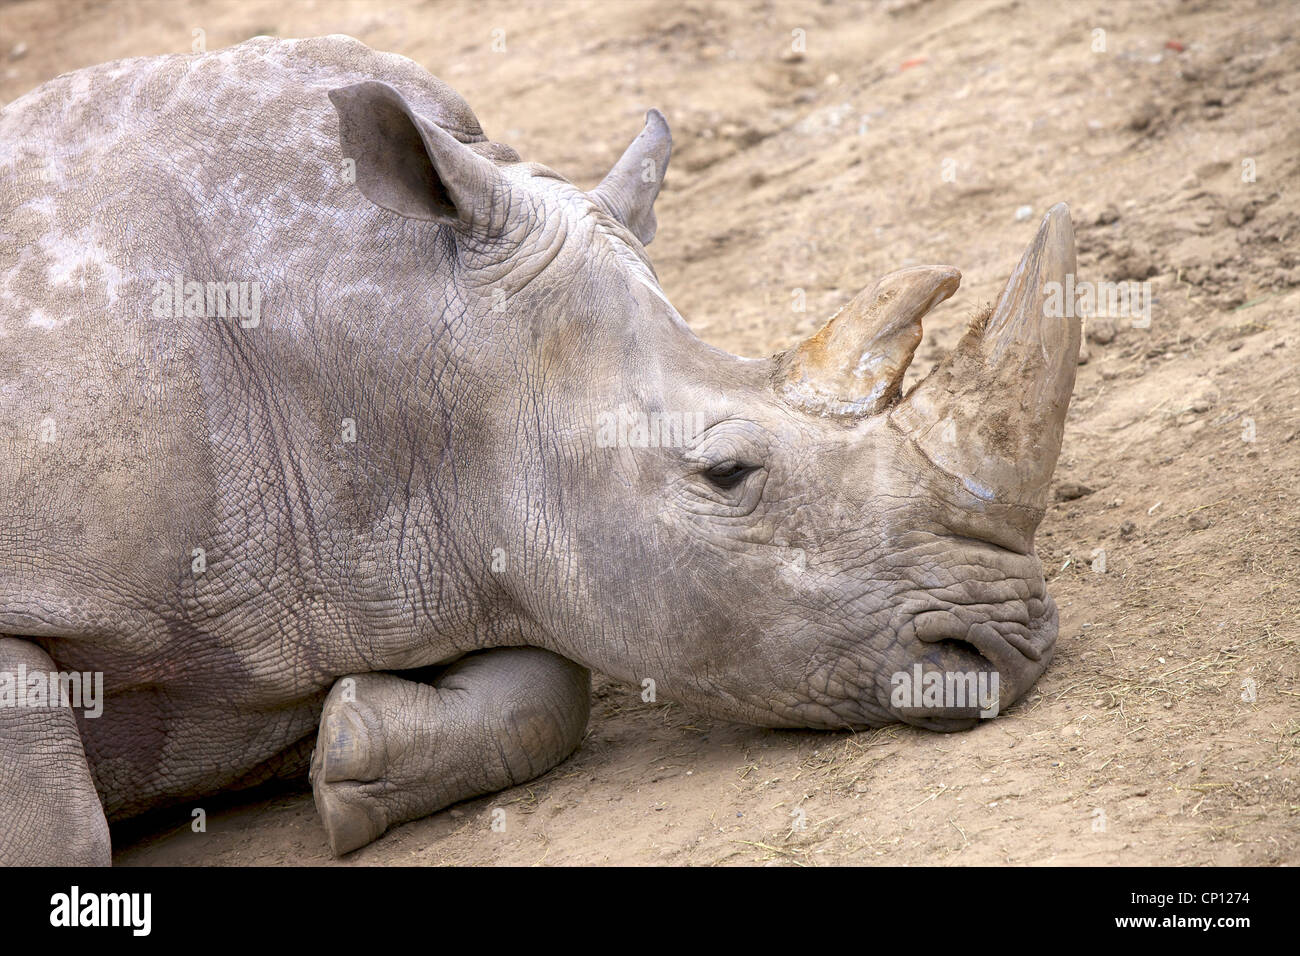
[1014,204,1034,222]
[1087,318,1117,345]
[1226,202,1256,228]
[1188,513,1211,531]
[1054,481,1094,501]
[1128,101,1161,131]
[1095,206,1120,225]
[8,42,27,61]
[1119,251,1156,281]
[1119,520,1137,539]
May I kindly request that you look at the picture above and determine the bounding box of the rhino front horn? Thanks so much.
[777,265,961,417]
[891,203,1080,520]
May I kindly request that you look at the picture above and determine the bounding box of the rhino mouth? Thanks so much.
[912,605,1054,665]
[882,595,1057,729]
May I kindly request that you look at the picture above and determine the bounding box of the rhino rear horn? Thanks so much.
[330,80,511,233]
[590,110,672,245]
[891,203,1080,517]
[777,266,961,417]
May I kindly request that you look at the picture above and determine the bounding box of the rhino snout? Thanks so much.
[883,597,1057,730]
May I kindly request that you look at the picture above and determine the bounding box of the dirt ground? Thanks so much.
[3,0,1297,865]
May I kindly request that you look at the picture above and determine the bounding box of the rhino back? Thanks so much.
[0,37,483,685]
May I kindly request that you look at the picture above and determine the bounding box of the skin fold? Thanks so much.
[0,36,1079,861]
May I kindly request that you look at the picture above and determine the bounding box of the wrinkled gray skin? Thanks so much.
[0,36,1080,863]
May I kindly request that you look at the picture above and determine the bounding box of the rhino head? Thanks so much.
[332,82,1079,732]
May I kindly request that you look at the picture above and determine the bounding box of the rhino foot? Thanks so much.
[0,638,112,865]
[310,682,391,856]
[310,648,590,856]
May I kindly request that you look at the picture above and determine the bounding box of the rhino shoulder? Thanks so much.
[1,34,488,156]
[252,35,489,143]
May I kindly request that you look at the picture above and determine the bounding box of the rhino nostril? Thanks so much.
[912,611,1044,665]
[924,638,993,671]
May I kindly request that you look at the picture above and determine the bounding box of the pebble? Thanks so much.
[1087,318,1118,345]
[1095,205,1120,225]
[1054,481,1095,501]
[1227,203,1255,227]
[1128,101,1161,131]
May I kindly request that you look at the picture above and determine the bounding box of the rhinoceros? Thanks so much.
[0,35,1079,863]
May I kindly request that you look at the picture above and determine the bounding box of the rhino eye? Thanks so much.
[703,461,757,490]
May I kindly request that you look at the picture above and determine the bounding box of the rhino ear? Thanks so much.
[590,110,672,245]
[329,80,509,230]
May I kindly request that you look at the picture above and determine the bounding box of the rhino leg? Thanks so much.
[310,647,590,855]
[0,638,111,866]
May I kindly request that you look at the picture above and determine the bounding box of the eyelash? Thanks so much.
[703,462,757,490]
